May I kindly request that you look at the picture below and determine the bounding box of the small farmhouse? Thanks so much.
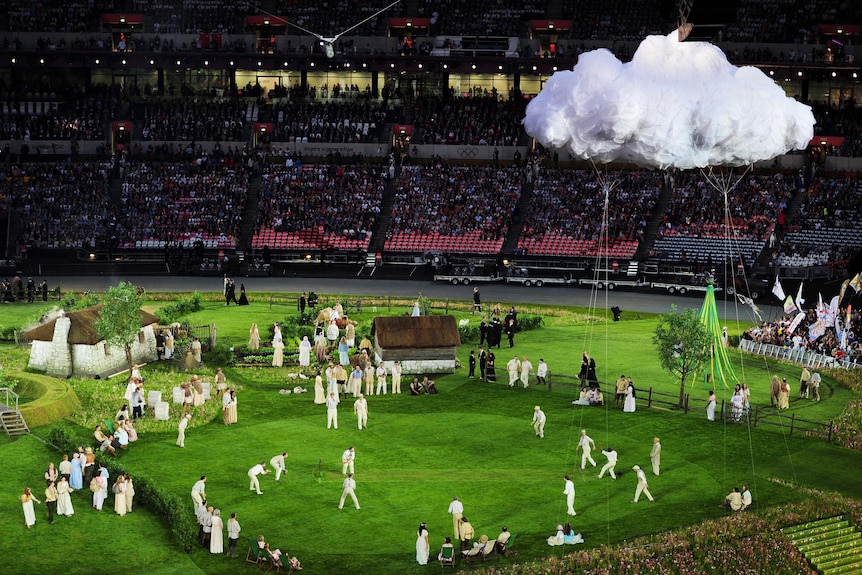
[372,315,461,374]
[24,305,159,378]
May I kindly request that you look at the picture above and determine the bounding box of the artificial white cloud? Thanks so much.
[523,31,816,170]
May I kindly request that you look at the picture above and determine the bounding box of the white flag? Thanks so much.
[772,277,786,301]
[795,282,805,309]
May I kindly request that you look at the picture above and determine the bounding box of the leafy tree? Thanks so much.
[94,282,145,369]
[652,305,712,407]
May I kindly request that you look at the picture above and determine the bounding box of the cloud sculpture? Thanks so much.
[523,31,815,170]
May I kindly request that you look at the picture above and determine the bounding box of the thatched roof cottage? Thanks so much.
[24,305,159,378]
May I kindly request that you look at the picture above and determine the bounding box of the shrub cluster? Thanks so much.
[58,290,101,311]
[156,292,204,324]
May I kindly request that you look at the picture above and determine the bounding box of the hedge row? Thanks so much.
[47,424,198,553]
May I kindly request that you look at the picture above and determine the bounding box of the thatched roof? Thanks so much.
[23,305,159,345]
[373,316,461,348]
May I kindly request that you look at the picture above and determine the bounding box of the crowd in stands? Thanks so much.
[4,0,862,45]
[388,163,521,239]
[275,0,400,40]
[560,0,668,41]
[271,100,386,144]
[416,0,544,36]
[659,171,796,241]
[724,0,862,45]
[743,304,861,364]
[133,99,251,142]
[521,169,659,242]
[114,161,247,248]
[2,161,112,248]
[255,163,384,242]
[412,95,527,147]
[810,102,862,158]
[133,0,258,34]
[7,0,97,33]
[773,176,862,269]
[0,84,122,142]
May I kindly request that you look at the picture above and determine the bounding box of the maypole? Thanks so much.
[698,277,738,390]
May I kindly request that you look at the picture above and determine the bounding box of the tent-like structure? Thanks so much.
[24,305,159,378]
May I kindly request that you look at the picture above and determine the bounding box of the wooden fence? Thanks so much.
[752,406,835,441]
[545,373,690,412]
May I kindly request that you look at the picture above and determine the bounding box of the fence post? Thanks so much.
[547,372,552,391]
[828,421,833,443]
[754,406,759,427]
[388,296,391,311]
[648,387,653,408]
[720,400,725,422]
[445,299,449,314]
[269,294,273,310]
[790,413,795,435]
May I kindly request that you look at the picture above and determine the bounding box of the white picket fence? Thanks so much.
[738,339,860,369]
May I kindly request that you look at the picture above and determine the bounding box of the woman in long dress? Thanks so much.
[547,524,565,546]
[125,475,135,512]
[338,337,350,366]
[706,390,717,421]
[21,487,41,528]
[778,379,790,409]
[228,390,238,424]
[313,371,326,404]
[249,323,260,350]
[210,509,224,554]
[92,467,108,511]
[623,382,636,413]
[314,333,327,362]
[237,284,249,306]
[587,358,597,383]
[164,330,174,359]
[113,475,127,516]
[578,353,589,383]
[57,476,74,516]
[272,339,285,367]
[486,352,497,383]
[298,336,312,367]
[415,522,430,565]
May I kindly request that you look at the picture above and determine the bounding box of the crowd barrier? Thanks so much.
[738,338,859,369]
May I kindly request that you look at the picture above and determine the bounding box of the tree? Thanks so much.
[94,282,145,369]
[652,305,712,408]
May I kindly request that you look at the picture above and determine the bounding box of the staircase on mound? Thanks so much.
[783,515,862,574]
[0,405,29,437]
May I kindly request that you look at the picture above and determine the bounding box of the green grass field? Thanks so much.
[1,294,860,575]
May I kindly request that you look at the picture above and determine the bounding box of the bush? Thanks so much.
[47,423,199,552]
[516,313,544,332]
[207,340,235,367]
[156,292,204,324]
[0,324,18,342]
[58,290,101,311]
[459,322,481,342]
